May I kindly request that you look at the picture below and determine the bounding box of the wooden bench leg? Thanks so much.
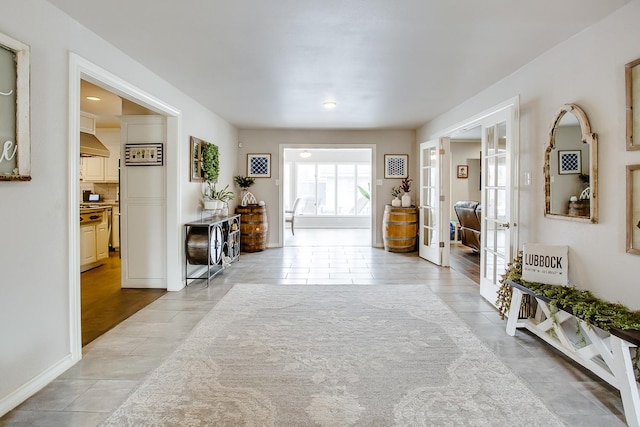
[611,336,640,427]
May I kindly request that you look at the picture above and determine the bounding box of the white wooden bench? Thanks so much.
[505,280,640,427]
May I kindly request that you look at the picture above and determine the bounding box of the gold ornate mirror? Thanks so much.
[544,104,598,223]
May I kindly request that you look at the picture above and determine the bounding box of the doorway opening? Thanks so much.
[448,125,482,284]
[418,97,519,306]
[79,79,166,346]
[281,147,374,247]
[70,54,182,358]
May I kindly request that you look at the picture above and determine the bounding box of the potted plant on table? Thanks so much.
[400,177,412,207]
[391,186,402,207]
[234,175,256,206]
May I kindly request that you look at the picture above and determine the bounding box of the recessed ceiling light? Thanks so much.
[86,96,101,101]
[323,101,337,109]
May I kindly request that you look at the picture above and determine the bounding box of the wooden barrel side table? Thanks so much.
[382,205,418,252]
[236,204,268,252]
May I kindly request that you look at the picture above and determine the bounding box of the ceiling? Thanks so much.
[51,0,629,130]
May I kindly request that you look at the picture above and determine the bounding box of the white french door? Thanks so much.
[419,137,451,266]
[479,110,515,304]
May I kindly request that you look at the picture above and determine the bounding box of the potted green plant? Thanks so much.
[204,183,234,214]
[391,186,402,207]
[234,175,256,206]
[234,175,255,189]
[400,177,412,207]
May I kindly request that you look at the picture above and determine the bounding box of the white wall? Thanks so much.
[237,129,416,247]
[417,0,640,309]
[0,0,237,414]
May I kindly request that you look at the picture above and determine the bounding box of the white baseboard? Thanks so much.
[0,353,75,417]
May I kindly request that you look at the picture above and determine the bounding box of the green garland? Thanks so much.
[498,252,640,379]
[498,252,640,332]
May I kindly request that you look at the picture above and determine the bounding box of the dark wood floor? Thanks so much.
[81,252,166,346]
[449,243,480,284]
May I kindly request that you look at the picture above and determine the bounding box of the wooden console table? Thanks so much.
[505,280,640,427]
[184,214,240,286]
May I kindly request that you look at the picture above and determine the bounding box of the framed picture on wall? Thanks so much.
[558,150,581,174]
[0,31,31,181]
[384,154,408,178]
[248,153,271,178]
[457,164,468,179]
[627,165,640,255]
[626,58,640,151]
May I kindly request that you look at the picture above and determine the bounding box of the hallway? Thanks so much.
[1,246,625,426]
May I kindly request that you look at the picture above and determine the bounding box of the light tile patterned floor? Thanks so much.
[0,238,627,426]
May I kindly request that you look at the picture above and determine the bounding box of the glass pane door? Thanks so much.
[480,120,511,304]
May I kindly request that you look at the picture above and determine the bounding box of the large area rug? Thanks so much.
[103,285,564,426]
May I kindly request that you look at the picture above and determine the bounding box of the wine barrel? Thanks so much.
[185,225,223,265]
[236,205,268,252]
[568,200,590,217]
[383,205,418,253]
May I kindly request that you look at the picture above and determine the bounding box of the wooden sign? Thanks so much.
[0,31,30,181]
[521,243,569,286]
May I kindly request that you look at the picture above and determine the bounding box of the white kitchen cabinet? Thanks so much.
[80,208,110,271]
[104,141,120,182]
[111,205,120,249]
[80,112,96,134]
[81,157,105,181]
[96,222,109,260]
[80,224,97,265]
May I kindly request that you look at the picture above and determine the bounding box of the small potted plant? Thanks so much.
[234,175,257,206]
[205,183,234,214]
[400,177,412,207]
[391,186,402,207]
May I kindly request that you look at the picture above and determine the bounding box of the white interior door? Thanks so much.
[419,138,451,266]
[479,114,514,304]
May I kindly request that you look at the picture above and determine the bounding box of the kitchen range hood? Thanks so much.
[80,132,110,157]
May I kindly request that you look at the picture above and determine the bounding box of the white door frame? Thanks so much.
[68,53,182,361]
[425,96,520,282]
[277,144,377,247]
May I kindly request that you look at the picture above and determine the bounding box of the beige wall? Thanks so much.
[417,0,640,309]
[237,129,416,247]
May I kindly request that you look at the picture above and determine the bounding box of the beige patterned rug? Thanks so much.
[102,285,564,426]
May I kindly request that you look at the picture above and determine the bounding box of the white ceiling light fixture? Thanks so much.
[299,150,311,158]
[323,101,337,110]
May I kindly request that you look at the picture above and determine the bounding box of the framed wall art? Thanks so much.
[625,58,640,151]
[558,150,581,174]
[384,154,408,178]
[190,136,205,182]
[247,153,271,178]
[627,165,640,255]
[0,31,30,181]
[124,143,163,166]
[457,165,468,179]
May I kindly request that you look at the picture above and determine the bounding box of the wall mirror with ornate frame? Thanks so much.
[544,104,598,223]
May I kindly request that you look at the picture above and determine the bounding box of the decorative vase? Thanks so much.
[401,193,411,207]
[391,197,401,207]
